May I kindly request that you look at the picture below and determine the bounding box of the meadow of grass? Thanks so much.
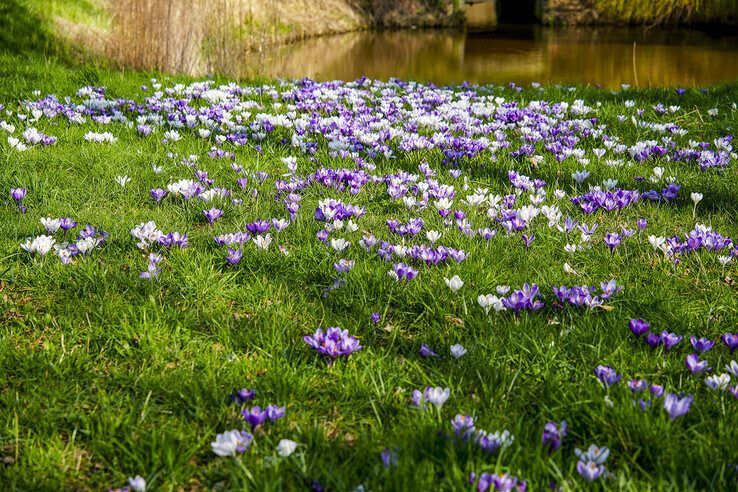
[3,4,738,491]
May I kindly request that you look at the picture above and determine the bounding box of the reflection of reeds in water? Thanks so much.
[106,0,365,75]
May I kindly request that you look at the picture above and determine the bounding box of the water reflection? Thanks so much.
[106,2,738,88]
[249,26,738,87]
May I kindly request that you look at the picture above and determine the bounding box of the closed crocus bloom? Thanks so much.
[444,275,463,293]
[450,344,467,359]
[276,439,299,457]
[10,187,26,201]
[576,460,605,481]
[127,476,146,492]
[663,394,692,420]
[629,319,650,337]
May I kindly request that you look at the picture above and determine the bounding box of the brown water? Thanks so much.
[243,26,738,88]
[106,1,738,88]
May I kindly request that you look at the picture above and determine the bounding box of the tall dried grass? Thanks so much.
[596,0,738,25]
[105,0,367,74]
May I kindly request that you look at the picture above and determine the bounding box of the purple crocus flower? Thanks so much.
[203,207,224,225]
[303,327,362,359]
[380,448,398,468]
[451,414,475,438]
[645,333,661,349]
[10,188,26,202]
[685,354,711,374]
[629,319,650,337]
[370,312,380,324]
[230,388,256,404]
[627,379,648,393]
[541,420,567,453]
[227,248,243,265]
[151,188,167,202]
[690,336,714,353]
[663,393,692,420]
[59,217,77,232]
[242,406,268,429]
[266,404,286,422]
[650,384,664,397]
[522,234,535,250]
[391,262,418,282]
[604,232,622,252]
[636,218,648,230]
[419,344,437,357]
[595,365,621,387]
[722,333,738,353]
[661,331,683,351]
[576,460,605,481]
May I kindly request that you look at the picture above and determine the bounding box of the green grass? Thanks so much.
[3,3,738,491]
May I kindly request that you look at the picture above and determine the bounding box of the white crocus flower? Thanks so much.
[276,439,300,457]
[444,275,464,293]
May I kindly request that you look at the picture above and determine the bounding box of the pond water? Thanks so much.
[243,25,738,88]
[107,1,738,88]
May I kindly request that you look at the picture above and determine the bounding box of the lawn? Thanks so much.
[2,15,738,491]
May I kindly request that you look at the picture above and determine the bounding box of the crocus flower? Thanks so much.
[645,333,661,349]
[303,327,362,359]
[10,187,26,202]
[685,354,710,374]
[211,429,254,456]
[226,248,243,265]
[444,274,464,293]
[412,386,449,409]
[595,365,621,387]
[663,393,692,420]
[370,312,380,324]
[380,448,398,467]
[650,384,664,397]
[59,217,77,232]
[151,188,167,202]
[604,232,622,252]
[230,388,255,404]
[726,360,738,378]
[419,344,437,357]
[576,460,605,481]
[334,259,355,273]
[541,420,567,453]
[242,406,268,429]
[266,404,286,422]
[722,333,738,353]
[276,439,299,457]
[705,373,731,391]
[661,331,682,351]
[629,319,650,337]
[450,344,467,359]
[627,379,648,393]
[690,336,714,353]
[203,207,224,225]
[127,475,146,492]
[451,414,475,438]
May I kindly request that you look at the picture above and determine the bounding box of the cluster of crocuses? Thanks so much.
[595,362,695,420]
[451,414,515,455]
[211,388,287,457]
[303,327,362,360]
[469,472,527,492]
[130,221,188,278]
[21,218,107,263]
[575,445,611,481]
[552,279,622,308]
[570,188,640,213]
